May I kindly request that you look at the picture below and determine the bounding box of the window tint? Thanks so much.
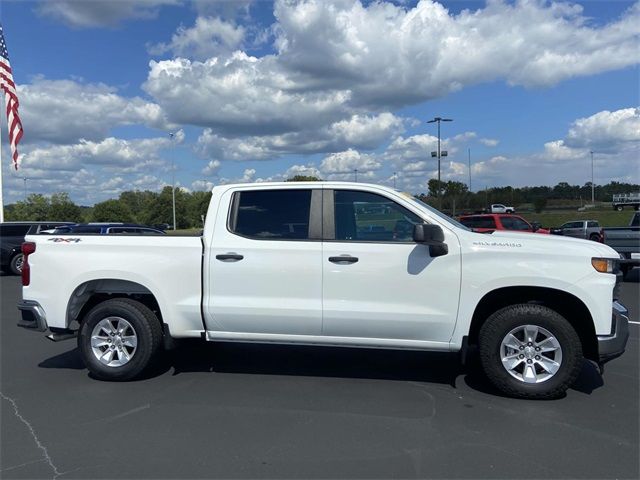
[587,221,598,228]
[71,226,103,234]
[0,225,31,236]
[231,190,311,240]
[500,217,531,231]
[562,222,582,229]
[460,217,497,229]
[334,190,423,242]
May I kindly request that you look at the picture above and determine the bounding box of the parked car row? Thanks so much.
[0,222,165,275]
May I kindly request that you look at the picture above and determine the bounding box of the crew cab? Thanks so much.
[458,214,549,234]
[551,220,601,241]
[17,183,629,399]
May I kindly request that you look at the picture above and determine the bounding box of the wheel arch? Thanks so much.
[468,286,598,362]
[67,279,163,329]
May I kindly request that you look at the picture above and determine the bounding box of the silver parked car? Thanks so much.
[552,220,601,241]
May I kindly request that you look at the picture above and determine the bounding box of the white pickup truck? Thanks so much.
[18,182,629,399]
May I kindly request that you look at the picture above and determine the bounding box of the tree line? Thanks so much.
[4,180,639,228]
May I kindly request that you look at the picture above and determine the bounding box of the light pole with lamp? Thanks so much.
[168,132,176,231]
[23,177,27,200]
[590,150,595,204]
[427,116,453,209]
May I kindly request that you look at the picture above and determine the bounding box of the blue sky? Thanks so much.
[1,0,638,204]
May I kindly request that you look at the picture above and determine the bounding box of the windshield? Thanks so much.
[399,193,471,231]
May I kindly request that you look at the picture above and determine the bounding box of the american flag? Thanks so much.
[0,25,23,170]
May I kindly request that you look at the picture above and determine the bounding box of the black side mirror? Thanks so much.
[531,222,541,232]
[413,224,448,257]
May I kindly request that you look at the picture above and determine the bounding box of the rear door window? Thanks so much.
[0,225,31,236]
[460,217,497,229]
[500,217,531,231]
[230,190,312,240]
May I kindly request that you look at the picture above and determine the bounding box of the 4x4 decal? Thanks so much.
[47,238,82,243]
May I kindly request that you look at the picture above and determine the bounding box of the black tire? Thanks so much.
[506,209,514,214]
[9,253,23,275]
[78,298,163,381]
[478,304,583,399]
[589,233,600,242]
[616,205,623,211]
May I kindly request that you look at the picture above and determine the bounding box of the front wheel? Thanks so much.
[78,298,163,381]
[478,304,583,399]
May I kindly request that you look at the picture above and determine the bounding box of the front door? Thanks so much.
[205,187,323,335]
[322,189,461,344]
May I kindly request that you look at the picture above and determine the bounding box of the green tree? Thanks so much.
[49,192,82,222]
[92,199,135,223]
[427,179,446,198]
[286,175,322,182]
[142,186,190,229]
[443,181,468,216]
[533,197,548,213]
[8,194,50,220]
[118,190,158,223]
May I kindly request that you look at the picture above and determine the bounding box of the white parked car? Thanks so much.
[490,203,515,213]
[18,182,628,399]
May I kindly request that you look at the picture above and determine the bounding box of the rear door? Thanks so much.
[205,187,323,335]
[321,188,461,344]
[561,222,583,238]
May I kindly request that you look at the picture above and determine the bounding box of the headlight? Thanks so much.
[591,257,615,273]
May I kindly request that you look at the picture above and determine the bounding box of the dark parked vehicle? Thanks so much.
[50,223,166,235]
[1,222,73,274]
[601,212,640,277]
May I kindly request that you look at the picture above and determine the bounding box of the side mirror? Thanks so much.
[531,222,541,232]
[413,224,448,257]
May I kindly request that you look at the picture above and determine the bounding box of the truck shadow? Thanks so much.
[39,341,604,397]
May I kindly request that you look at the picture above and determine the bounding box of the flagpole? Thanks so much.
[0,118,4,223]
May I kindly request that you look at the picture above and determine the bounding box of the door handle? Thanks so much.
[216,253,244,262]
[328,255,358,264]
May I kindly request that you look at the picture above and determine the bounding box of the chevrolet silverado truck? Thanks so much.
[17,182,629,399]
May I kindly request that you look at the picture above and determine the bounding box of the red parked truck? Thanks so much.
[459,214,550,234]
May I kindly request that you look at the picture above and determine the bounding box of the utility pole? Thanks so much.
[590,150,595,204]
[23,177,27,200]
[354,169,358,183]
[427,117,453,210]
[468,148,471,192]
[169,132,176,230]
[393,171,397,189]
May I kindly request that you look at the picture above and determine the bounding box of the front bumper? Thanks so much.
[17,300,48,332]
[597,301,629,364]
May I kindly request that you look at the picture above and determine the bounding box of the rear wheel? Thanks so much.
[78,298,163,381]
[616,205,624,211]
[478,304,583,399]
[589,233,600,241]
[9,253,23,275]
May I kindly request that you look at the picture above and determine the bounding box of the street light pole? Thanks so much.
[169,132,176,231]
[23,177,27,200]
[590,150,595,204]
[393,171,397,189]
[468,148,472,192]
[427,117,453,210]
[354,169,358,183]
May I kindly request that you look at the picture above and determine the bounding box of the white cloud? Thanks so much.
[564,107,640,152]
[19,78,172,144]
[202,159,222,176]
[320,149,381,177]
[149,17,246,60]
[480,138,499,147]
[195,112,403,160]
[20,136,171,171]
[192,179,215,191]
[37,0,181,28]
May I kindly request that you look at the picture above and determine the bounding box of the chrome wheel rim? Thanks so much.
[90,317,138,367]
[500,325,562,384]
[14,254,23,273]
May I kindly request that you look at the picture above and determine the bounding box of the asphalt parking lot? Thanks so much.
[1,272,638,479]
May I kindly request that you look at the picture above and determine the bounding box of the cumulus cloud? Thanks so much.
[20,136,172,171]
[202,159,222,175]
[563,107,640,152]
[19,78,172,144]
[149,17,246,60]
[320,149,381,177]
[480,138,499,147]
[37,0,180,28]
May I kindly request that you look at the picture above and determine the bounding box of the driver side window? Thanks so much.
[334,190,423,242]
